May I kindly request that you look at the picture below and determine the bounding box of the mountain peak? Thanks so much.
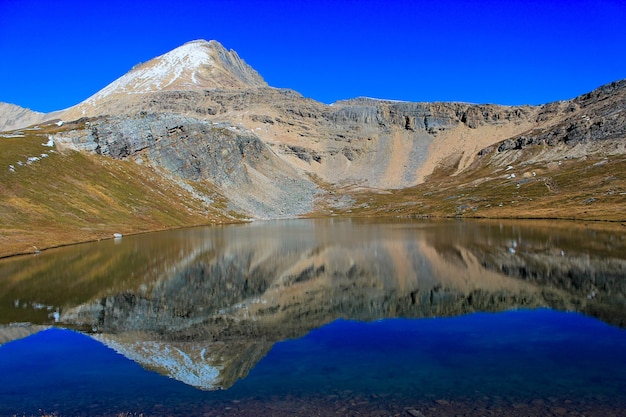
[101,39,266,95]
[66,40,267,117]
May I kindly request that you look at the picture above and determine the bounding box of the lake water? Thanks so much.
[0,218,625,416]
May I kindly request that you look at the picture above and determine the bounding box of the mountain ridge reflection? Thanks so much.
[1,219,624,390]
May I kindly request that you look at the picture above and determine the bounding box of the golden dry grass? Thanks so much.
[315,149,626,223]
[0,127,233,258]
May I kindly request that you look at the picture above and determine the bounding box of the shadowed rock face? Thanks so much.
[56,114,271,179]
[41,219,624,390]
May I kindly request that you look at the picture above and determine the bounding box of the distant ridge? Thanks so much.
[0,102,48,132]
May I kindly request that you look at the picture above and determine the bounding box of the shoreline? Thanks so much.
[1,213,625,260]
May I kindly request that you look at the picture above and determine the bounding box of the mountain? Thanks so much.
[0,102,49,132]
[59,40,267,121]
[61,40,267,119]
[0,40,625,257]
[0,40,266,131]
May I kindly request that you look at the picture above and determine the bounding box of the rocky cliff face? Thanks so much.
[52,113,318,218]
[481,80,626,157]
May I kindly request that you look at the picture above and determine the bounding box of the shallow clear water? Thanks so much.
[0,218,625,416]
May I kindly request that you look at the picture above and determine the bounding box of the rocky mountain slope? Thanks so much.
[53,114,317,218]
[0,102,49,132]
[59,40,267,121]
[0,40,625,256]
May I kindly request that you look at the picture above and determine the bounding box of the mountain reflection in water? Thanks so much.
[0,218,625,414]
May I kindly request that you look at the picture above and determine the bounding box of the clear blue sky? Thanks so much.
[1,0,625,113]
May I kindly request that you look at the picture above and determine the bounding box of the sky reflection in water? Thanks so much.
[1,310,625,416]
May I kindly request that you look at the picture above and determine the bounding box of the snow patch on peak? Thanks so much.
[163,41,214,72]
[85,40,216,105]
[64,39,267,119]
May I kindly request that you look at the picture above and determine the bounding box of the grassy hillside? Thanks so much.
[319,146,626,223]
[0,125,232,258]
[2,122,625,259]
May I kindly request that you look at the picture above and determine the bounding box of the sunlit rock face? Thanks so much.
[0,103,48,132]
[52,220,626,390]
[60,40,268,121]
[51,113,318,218]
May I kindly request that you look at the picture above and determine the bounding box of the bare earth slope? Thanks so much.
[328,80,626,221]
[1,40,625,256]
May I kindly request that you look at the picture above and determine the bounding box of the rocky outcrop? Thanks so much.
[334,98,535,132]
[53,113,319,218]
[484,79,626,154]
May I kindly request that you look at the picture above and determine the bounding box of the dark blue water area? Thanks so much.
[228,309,626,402]
[0,328,209,416]
[1,309,625,416]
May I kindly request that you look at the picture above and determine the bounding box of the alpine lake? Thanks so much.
[1,218,625,417]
